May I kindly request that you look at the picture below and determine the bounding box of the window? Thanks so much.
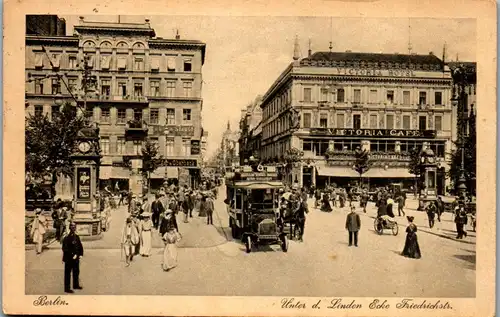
[134,83,143,97]
[166,81,176,97]
[303,88,312,102]
[320,88,329,102]
[369,90,377,103]
[337,88,345,102]
[183,59,192,72]
[183,81,192,97]
[134,57,144,71]
[133,140,142,155]
[35,80,44,94]
[51,54,61,69]
[303,113,311,128]
[133,109,143,121]
[167,57,176,71]
[68,55,77,69]
[100,138,110,155]
[51,105,59,120]
[51,78,61,94]
[34,54,44,68]
[101,80,111,96]
[419,116,427,130]
[150,57,160,72]
[116,137,125,154]
[369,114,377,128]
[435,116,442,131]
[166,108,175,125]
[150,137,159,148]
[336,114,345,128]
[150,109,159,124]
[353,114,361,129]
[101,55,111,70]
[34,105,43,117]
[118,82,127,97]
[419,91,427,105]
[182,139,191,155]
[183,109,191,121]
[403,91,410,105]
[386,114,394,129]
[403,115,411,129]
[166,139,175,156]
[387,90,394,104]
[100,108,111,123]
[150,81,160,96]
[117,109,126,124]
[435,91,442,105]
[353,89,361,103]
[319,113,328,128]
[68,78,77,93]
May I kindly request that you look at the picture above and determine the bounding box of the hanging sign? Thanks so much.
[191,140,200,155]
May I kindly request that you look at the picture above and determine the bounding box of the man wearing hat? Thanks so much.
[345,205,361,247]
[52,205,68,242]
[30,208,48,254]
[205,192,215,225]
[151,193,164,230]
[62,222,84,293]
[139,212,153,256]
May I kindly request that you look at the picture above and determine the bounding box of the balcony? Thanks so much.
[125,119,148,136]
[325,150,411,167]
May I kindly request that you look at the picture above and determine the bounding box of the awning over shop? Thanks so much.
[150,167,166,179]
[363,168,414,178]
[111,167,130,179]
[166,167,179,179]
[99,166,112,180]
[315,165,359,178]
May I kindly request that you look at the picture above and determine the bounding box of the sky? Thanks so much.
[62,15,476,158]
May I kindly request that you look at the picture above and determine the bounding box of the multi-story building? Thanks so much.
[259,41,454,193]
[238,96,263,163]
[26,15,66,36]
[25,17,206,196]
[220,122,240,172]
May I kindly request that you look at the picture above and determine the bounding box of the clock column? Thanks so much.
[419,143,438,204]
[70,124,103,239]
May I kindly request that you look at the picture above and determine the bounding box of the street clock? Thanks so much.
[78,141,92,154]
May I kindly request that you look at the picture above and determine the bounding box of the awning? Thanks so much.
[111,167,130,179]
[150,167,166,179]
[117,57,127,70]
[150,58,159,70]
[166,167,178,179]
[315,165,359,178]
[363,168,414,178]
[167,57,176,71]
[99,166,112,180]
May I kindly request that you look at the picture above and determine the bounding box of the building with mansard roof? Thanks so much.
[25,16,206,196]
[259,40,455,193]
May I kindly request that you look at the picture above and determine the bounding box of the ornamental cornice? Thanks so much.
[26,36,79,46]
[291,74,452,85]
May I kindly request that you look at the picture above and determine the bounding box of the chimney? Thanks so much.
[145,18,150,25]
[175,29,180,40]
[429,51,434,55]
[293,35,300,61]
[308,39,312,57]
[79,16,85,23]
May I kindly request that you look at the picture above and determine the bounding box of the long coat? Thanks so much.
[345,212,361,232]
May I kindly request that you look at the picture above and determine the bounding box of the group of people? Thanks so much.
[277,188,309,242]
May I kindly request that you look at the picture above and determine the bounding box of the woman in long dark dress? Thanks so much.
[402,216,421,259]
[321,191,332,212]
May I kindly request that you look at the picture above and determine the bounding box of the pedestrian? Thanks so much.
[396,194,405,217]
[62,222,84,293]
[139,212,153,257]
[426,201,436,229]
[360,190,368,213]
[30,208,48,255]
[339,189,345,208]
[121,217,136,266]
[455,203,468,239]
[345,205,361,247]
[205,193,215,225]
[151,194,164,230]
[436,196,445,222]
[401,216,421,259]
[321,190,332,212]
[314,188,321,208]
[387,196,395,217]
[182,193,190,223]
[52,205,68,242]
[187,190,194,218]
[161,209,181,271]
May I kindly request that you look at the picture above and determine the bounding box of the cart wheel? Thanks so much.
[392,223,399,236]
[281,235,288,252]
[245,236,252,253]
[374,219,383,235]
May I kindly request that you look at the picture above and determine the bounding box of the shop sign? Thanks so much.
[334,68,417,77]
[310,128,436,138]
[165,159,197,167]
[191,140,200,155]
[164,126,195,136]
[76,167,91,200]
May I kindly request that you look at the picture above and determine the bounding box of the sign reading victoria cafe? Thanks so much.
[310,128,437,138]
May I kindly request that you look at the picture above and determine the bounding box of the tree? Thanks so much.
[407,147,423,196]
[353,148,371,187]
[448,136,476,195]
[25,102,89,198]
[140,139,165,194]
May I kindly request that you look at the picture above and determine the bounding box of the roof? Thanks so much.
[301,51,444,68]
[74,21,156,37]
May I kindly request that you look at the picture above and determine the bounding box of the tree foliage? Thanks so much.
[140,139,165,191]
[448,134,476,194]
[354,148,371,177]
[25,102,88,194]
[407,147,423,192]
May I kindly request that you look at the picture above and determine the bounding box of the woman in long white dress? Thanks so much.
[30,208,48,255]
[139,212,153,257]
[162,209,181,271]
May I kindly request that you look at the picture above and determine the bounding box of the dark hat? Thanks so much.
[406,216,415,222]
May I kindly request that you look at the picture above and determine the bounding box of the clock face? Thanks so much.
[428,157,435,164]
[78,141,91,153]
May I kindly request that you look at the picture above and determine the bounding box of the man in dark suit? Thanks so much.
[151,194,164,230]
[345,206,361,247]
[62,222,84,293]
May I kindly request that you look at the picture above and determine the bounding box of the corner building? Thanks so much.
[25,17,206,196]
[260,50,454,194]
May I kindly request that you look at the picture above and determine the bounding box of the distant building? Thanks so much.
[220,122,240,171]
[238,96,263,163]
[26,15,67,36]
[25,16,207,196]
[258,38,454,192]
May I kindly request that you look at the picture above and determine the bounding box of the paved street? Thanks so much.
[26,187,475,297]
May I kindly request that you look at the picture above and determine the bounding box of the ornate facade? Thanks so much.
[25,17,206,195]
[259,44,454,192]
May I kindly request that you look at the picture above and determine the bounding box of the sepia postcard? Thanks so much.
[2,0,496,316]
